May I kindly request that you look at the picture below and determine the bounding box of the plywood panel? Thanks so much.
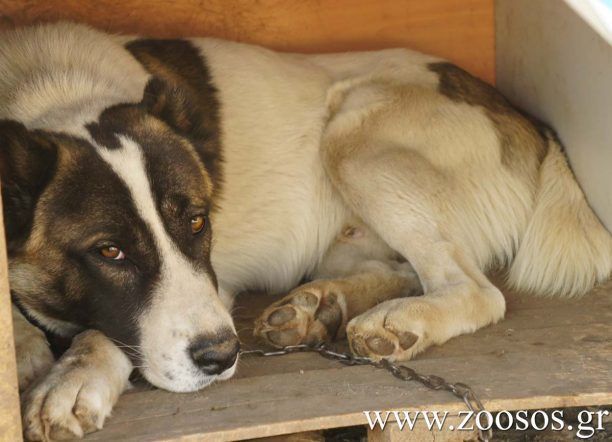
[496,0,612,230]
[0,0,495,83]
[0,187,22,442]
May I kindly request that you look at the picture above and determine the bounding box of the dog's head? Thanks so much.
[1,78,238,392]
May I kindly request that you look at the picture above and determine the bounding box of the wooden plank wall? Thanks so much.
[0,0,495,83]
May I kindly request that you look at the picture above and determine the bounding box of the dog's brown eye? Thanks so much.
[99,245,125,260]
[190,215,206,234]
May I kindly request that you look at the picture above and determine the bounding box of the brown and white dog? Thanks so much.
[1,22,610,440]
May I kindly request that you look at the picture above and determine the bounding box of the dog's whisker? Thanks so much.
[114,345,145,356]
[110,337,141,346]
[109,338,146,352]
[108,338,148,359]
[113,344,145,352]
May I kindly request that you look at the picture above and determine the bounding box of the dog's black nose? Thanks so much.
[188,331,240,375]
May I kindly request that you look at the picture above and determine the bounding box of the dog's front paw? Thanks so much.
[15,326,54,392]
[22,330,132,441]
[254,282,347,347]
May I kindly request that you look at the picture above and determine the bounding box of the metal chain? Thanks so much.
[241,343,492,442]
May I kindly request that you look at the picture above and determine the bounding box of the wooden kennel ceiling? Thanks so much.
[0,0,495,83]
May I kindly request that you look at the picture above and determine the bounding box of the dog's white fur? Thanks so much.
[2,23,611,440]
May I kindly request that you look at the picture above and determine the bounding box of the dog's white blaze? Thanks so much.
[95,135,235,392]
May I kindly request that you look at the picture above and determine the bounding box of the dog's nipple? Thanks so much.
[342,225,365,240]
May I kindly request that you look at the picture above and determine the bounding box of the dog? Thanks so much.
[1,22,610,440]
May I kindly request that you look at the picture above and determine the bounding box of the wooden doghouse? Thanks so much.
[0,1,610,440]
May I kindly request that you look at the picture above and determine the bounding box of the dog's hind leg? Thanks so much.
[21,330,132,441]
[12,305,54,391]
[254,220,422,347]
[319,82,506,361]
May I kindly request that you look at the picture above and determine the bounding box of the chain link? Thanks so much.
[240,343,492,442]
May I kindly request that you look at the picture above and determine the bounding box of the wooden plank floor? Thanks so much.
[84,280,612,441]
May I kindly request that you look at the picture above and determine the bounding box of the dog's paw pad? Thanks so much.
[365,336,396,355]
[349,328,421,361]
[346,299,427,361]
[265,329,302,346]
[289,292,319,308]
[267,306,297,326]
[254,285,346,347]
[396,331,419,350]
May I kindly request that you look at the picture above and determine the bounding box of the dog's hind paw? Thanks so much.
[254,282,347,347]
[22,330,132,441]
[346,297,427,361]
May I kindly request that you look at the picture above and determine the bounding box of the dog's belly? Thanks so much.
[198,39,349,295]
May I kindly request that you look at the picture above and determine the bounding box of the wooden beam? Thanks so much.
[0,186,22,441]
[0,0,495,83]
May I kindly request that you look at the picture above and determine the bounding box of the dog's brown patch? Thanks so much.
[429,62,549,175]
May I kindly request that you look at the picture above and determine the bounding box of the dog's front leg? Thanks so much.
[13,305,54,391]
[22,330,132,441]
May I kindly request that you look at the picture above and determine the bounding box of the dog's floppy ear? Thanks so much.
[140,77,222,187]
[141,77,201,135]
[0,120,57,250]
